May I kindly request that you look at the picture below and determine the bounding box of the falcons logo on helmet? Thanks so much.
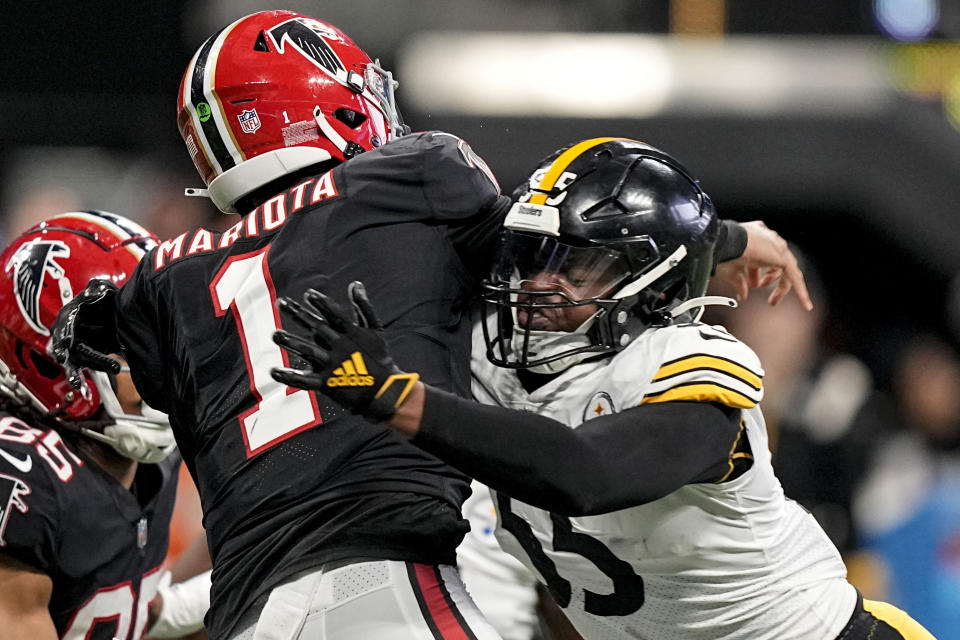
[0,473,30,546]
[9,240,73,336]
[269,18,348,83]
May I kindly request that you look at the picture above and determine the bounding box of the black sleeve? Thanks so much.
[420,132,501,222]
[446,194,511,283]
[713,219,748,267]
[413,387,742,516]
[115,258,168,413]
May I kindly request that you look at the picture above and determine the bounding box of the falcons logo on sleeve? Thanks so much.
[0,472,31,546]
[8,240,73,336]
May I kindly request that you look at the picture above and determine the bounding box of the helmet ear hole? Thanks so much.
[29,350,62,380]
[254,31,270,52]
[333,108,367,129]
[14,340,30,371]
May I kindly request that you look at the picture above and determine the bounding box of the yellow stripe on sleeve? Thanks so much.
[653,354,762,391]
[862,599,936,640]
[641,383,758,408]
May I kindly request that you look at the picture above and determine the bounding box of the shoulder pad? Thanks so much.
[641,324,764,409]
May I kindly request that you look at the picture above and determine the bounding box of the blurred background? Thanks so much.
[4,0,960,637]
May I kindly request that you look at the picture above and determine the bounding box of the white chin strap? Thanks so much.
[82,371,175,464]
[668,295,738,320]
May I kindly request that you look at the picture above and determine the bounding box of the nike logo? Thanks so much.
[0,448,32,474]
[699,329,737,343]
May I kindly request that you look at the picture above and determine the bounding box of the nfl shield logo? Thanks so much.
[238,109,261,134]
[137,517,148,549]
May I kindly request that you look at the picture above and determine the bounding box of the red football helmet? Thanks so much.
[177,9,408,214]
[0,211,156,422]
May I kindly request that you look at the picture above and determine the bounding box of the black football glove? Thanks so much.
[51,279,123,389]
[271,281,419,422]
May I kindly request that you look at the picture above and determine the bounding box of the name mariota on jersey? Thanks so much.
[154,170,340,269]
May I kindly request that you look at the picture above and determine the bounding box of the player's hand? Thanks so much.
[271,281,419,422]
[51,279,123,389]
[713,220,813,310]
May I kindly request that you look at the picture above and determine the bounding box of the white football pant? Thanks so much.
[229,560,503,640]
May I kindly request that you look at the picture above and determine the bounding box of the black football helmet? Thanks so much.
[481,137,727,373]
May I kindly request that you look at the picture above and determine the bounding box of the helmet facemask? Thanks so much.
[482,231,643,373]
[81,368,175,464]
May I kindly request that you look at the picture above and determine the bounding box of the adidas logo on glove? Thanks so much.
[327,352,375,387]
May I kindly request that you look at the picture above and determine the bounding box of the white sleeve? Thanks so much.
[147,569,211,638]
[458,481,539,640]
[636,323,764,409]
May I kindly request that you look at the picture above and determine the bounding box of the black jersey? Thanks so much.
[0,414,178,640]
[114,131,508,639]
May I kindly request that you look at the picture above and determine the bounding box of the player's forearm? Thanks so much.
[147,569,211,638]
[0,556,56,640]
[392,384,738,515]
[0,612,58,640]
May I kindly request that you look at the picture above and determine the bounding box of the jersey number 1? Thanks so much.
[211,247,322,457]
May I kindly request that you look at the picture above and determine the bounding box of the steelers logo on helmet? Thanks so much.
[482,138,722,374]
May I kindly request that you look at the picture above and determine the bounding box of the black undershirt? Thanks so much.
[715,219,749,265]
[413,387,743,516]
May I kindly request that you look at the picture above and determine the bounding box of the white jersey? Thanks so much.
[471,321,856,640]
[458,480,540,640]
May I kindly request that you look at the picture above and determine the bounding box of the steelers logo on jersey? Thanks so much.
[583,391,615,421]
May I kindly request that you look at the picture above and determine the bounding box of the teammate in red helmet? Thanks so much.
[0,211,206,639]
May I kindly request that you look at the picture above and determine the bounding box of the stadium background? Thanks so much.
[3,1,960,637]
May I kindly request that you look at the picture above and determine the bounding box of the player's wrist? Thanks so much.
[387,381,426,438]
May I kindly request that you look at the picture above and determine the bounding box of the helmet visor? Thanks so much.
[492,231,632,303]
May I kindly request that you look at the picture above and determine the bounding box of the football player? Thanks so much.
[49,11,809,640]
[52,10,508,640]
[270,138,935,639]
[0,211,207,639]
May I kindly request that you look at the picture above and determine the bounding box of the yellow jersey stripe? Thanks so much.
[862,599,936,639]
[716,420,745,483]
[642,383,757,408]
[653,354,762,391]
[528,137,630,205]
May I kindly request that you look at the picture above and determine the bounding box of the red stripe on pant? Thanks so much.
[409,563,477,640]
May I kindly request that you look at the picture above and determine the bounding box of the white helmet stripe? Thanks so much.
[614,244,688,300]
[203,21,246,168]
[181,47,224,176]
[49,211,153,260]
[183,20,247,176]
